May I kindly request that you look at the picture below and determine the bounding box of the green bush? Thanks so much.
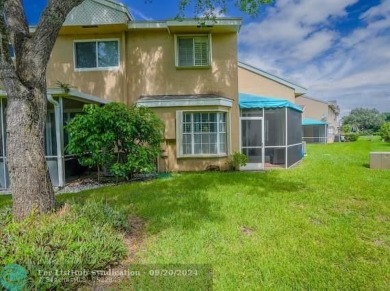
[379,122,390,142]
[66,103,164,180]
[227,152,248,170]
[0,201,128,290]
[344,133,359,142]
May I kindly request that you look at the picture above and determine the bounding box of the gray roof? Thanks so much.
[64,0,133,26]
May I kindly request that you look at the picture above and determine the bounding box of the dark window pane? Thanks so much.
[75,42,96,68]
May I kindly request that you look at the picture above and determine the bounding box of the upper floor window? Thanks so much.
[175,35,211,68]
[74,40,119,70]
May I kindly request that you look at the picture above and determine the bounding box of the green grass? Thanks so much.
[1,138,390,290]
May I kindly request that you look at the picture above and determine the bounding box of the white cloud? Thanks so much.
[239,0,390,114]
[127,6,153,21]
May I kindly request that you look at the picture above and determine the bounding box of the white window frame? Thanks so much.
[174,34,212,68]
[73,39,120,72]
[176,110,230,158]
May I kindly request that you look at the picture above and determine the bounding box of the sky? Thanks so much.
[25,0,390,115]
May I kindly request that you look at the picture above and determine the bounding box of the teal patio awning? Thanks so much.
[239,93,303,112]
[302,118,327,126]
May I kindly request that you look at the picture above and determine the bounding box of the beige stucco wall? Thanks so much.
[126,30,238,102]
[238,67,296,102]
[126,30,239,171]
[153,105,237,172]
[296,96,328,120]
[47,26,239,172]
[47,31,127,104]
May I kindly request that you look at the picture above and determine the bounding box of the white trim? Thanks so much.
[286,142,303,148]
[238,62,307,95]
[128,18,242,31]
[67,89,109,104]
[137,97,232,108]
[239,116,265,171]
[73,39,120,72]
[0,89,108,104]
[285,108,288,169]
[297,95,329,105]
[176,110,229,158]
[128,21,167,29]
[167,19,241,28]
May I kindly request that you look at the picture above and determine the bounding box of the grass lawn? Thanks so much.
[1,137,389,290]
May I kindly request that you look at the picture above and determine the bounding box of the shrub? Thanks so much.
[227,152,248,170]
[344,133,359,142]
[66,103,164,181]
[379,122,390,142]
[0,201,128,290]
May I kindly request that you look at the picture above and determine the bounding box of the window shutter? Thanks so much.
[194,37,209,66]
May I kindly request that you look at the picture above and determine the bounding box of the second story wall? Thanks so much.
[47,29,128,104]
[46,25,239,106]
[238,67,296,103]
[296,96,328,121]
[126,29,238,104]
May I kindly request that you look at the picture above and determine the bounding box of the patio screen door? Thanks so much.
[240,117,264,170]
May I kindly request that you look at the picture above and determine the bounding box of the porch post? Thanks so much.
[47,95,65,187]
[285,107,288,169]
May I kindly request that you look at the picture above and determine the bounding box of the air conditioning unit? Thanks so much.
[370,152,390,169]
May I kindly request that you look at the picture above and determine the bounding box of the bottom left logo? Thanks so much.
[0,264,28,291]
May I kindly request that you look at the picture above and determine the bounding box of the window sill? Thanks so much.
[74,66,120,72]
[176,65,211,70]
[177,154,228,159]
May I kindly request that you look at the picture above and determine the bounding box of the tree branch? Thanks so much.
[30,0,85,71]
[0,0,26,95]
[3,0,29,48]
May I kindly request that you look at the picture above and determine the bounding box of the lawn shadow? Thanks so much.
[0,195,11,209]
[59,171,307,235]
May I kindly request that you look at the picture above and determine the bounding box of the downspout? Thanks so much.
[47,94,65,187]
[0,98,7,189]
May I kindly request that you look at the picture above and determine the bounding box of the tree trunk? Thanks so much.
[6,85,55,220]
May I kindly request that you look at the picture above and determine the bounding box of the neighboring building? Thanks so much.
[237,62,307,169]
[0,0,309,189]
[296,96,340,143]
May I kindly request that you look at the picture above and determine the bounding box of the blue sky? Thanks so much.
[25,0,390,115]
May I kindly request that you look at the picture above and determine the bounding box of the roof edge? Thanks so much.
[297,95,329,105]
[238,62,307,95]
[129,18,242,30]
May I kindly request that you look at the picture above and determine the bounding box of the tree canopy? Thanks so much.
[342,108,385,134]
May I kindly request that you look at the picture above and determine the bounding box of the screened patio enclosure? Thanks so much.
[239,93,303,169]
[0,89,108,190]
[302,118,328,144]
